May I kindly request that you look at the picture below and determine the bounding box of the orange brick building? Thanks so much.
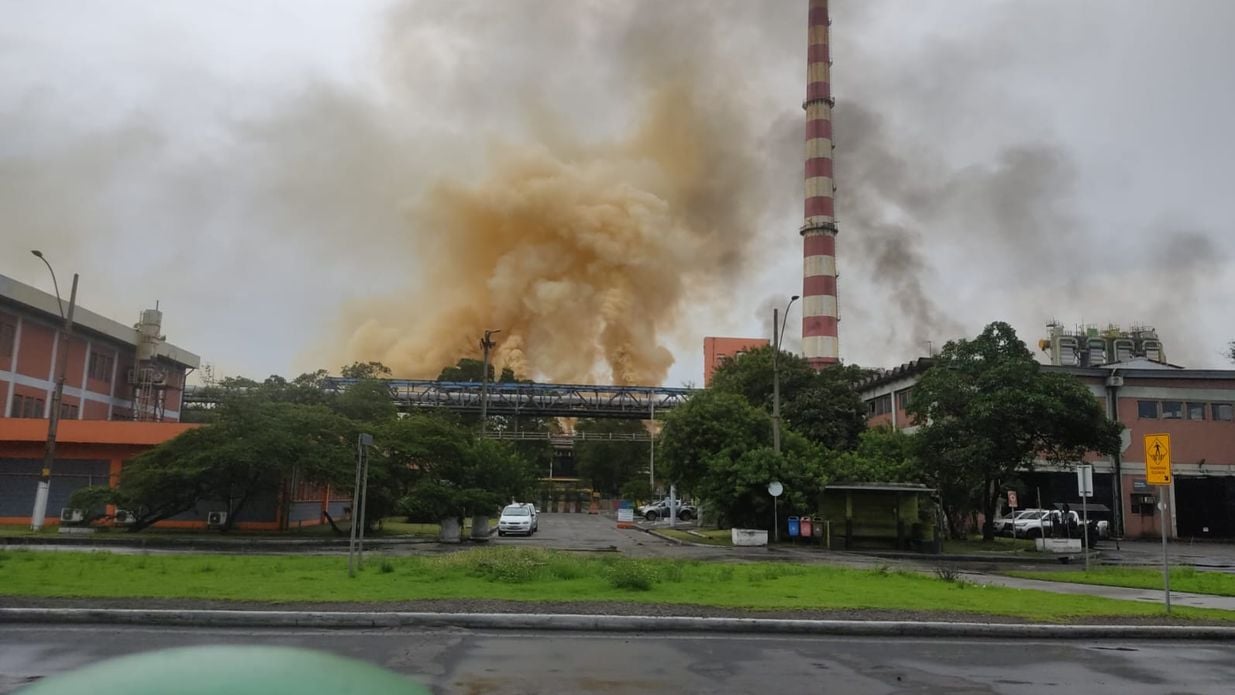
[703,337,769,386]
[857,358,1235,540]
[0,273,342,530]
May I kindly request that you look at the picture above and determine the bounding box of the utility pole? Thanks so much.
[479,329,500,435]
[30,251,77,531]
[771,296,799,454]
[648,400,655,490]
[348,432,374,577]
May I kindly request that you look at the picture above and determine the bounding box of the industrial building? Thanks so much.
[0,272,342,530]
[703,337,769,386]
[857,328,1235,540]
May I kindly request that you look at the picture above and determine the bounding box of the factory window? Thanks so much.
[12,394,45,418]
[867,394,892,416]
[1131,493,1158,516]
[60,402,78,419]
[1187,402,1207,420]
[1137,400,1158,419]
[0,320,14,358]
[1214,403,1234,422]
[88,351,114,382]
[896,388,913,410]
[1160,401,1183,419]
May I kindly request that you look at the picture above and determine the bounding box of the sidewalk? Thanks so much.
[963,572,1235,611]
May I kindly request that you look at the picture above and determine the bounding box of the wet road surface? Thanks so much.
[3,624,1234,694]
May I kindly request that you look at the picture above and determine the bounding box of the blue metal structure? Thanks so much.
[324,378,693,419]
[184,379,696,420]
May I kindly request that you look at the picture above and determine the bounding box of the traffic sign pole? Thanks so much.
[1144,433,1173,614]
[1161,489,1171,614]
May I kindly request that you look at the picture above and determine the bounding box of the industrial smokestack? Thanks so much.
[800,0,840,367]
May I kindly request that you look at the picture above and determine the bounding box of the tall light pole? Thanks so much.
[772,295,799,454]
[29,250,78,531]
[479,329,501,435]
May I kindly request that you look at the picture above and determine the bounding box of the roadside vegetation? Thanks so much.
[656,528,733,546]
[1008,567,1235,597]
[0,548,1230,622]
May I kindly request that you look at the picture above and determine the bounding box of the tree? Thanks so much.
[1228,340,1234,363]
[825,427,922,484]
[378,413,539,524]
[334,379,397,423]
[341,361,393,380]
[73,399,355,532]
[573,418,648,496]
[781,364,869,451]
[907,322,1123,540]
[659,390,770,495]
[436,357,517,383]
[692,435,825,530]
[710,346,868,451]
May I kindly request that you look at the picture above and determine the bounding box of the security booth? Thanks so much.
[819,483,941,553]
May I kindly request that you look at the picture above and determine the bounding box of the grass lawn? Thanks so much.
[1008,567,1235,597]
[0,547,1230,623]
[657,528,732,546]
[942,537,1037,554]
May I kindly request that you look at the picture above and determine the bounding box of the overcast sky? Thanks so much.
[3,0,1233,385]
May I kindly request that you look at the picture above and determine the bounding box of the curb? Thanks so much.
[2,608,1233,640]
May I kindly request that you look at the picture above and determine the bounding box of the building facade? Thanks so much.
[1,273,198,422]
[858,358,1235,540]
[703,337,769,387]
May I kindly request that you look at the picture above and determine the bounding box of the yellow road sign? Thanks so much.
[1144,433,1172,485]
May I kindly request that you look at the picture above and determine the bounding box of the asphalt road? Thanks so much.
[3,624,1234,694]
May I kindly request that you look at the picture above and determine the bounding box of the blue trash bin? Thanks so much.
[787,516,800,538]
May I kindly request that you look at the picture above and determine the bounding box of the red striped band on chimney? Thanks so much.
[801,0,839,368]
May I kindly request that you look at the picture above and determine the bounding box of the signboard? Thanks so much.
[616,500,635,528]
[1076,465,1094,498]
[1144,433,1173,486]
[1132,479,1151,492]
[767,481,784,497]
[1007,490,1018,509]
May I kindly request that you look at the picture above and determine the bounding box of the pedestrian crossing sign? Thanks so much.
[1144,433,1172,485]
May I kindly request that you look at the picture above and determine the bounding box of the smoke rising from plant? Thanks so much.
[335,1,799,384]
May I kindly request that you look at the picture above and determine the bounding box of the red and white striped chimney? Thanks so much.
[801,0,839,368]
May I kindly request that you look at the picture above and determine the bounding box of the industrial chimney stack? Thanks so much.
[800,0,839,368]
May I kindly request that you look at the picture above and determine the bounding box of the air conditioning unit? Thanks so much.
[206,511,227,528]
[60,508,84,523]
[113,509,136,525]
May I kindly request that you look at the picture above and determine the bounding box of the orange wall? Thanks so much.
[16,321,54,379]
[704,337,769,386]
[1119,397,1235,466]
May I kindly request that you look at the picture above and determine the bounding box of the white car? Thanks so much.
[995,509,1044,536]
[498,504,537,537]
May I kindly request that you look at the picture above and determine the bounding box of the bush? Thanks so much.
[379,560,395,574]
[606,561,657,591]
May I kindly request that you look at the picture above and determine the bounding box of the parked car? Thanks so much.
[637,499,696,522]
[995,509,1045,536]
[497,503,537,536]
[1013,510,1084,538]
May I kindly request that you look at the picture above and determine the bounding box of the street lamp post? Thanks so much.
[479,329,501,435]
[771,295,799,454]
[29,251,78,532]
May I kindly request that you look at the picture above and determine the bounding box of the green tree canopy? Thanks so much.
[334,379,397,423]
[436,357,517,383]
[908,321,1123,540]
[573,418,649,496]
[825,427,922,484]
[659,390,770,494]
[341,361,393,380]
[710,346,868,451]
[73,399,355,531]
